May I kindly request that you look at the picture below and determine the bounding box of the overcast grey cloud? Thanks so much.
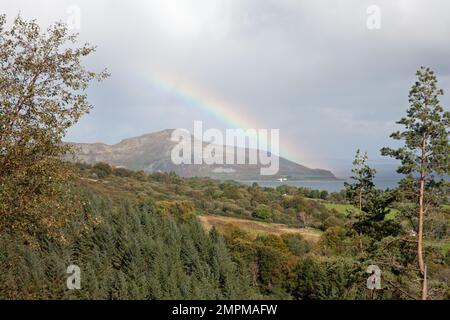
[1,0,450,173]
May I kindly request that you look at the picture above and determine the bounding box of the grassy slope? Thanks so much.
[198,214,322,243]
[308,199,401,220]
[314,200,449,254]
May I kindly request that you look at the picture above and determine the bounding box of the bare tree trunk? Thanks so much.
[418,135,427,300]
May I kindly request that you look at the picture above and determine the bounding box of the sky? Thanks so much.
[1,0,450,174]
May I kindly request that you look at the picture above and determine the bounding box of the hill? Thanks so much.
[67,129,336,181]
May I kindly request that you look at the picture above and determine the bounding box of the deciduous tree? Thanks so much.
[0,15,108,242]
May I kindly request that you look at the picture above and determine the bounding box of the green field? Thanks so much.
[425,240,450,255]
[318,201,400,220]
[442,242,450,255]
[322,203,360,215]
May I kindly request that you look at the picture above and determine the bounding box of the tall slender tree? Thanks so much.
[345,149,377,211]
[344,150,377,253]
[381,67,450,300]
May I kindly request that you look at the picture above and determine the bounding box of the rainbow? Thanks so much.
[136,70,323,169]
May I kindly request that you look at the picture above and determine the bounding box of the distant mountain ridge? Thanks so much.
[67,129,337,180]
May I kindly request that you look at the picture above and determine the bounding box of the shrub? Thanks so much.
[92,162,112,179]
[252,204,272,220]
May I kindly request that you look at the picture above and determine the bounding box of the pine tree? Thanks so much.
[344,150,377,252]
[344,149,377,211]
[381,67,450,299]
